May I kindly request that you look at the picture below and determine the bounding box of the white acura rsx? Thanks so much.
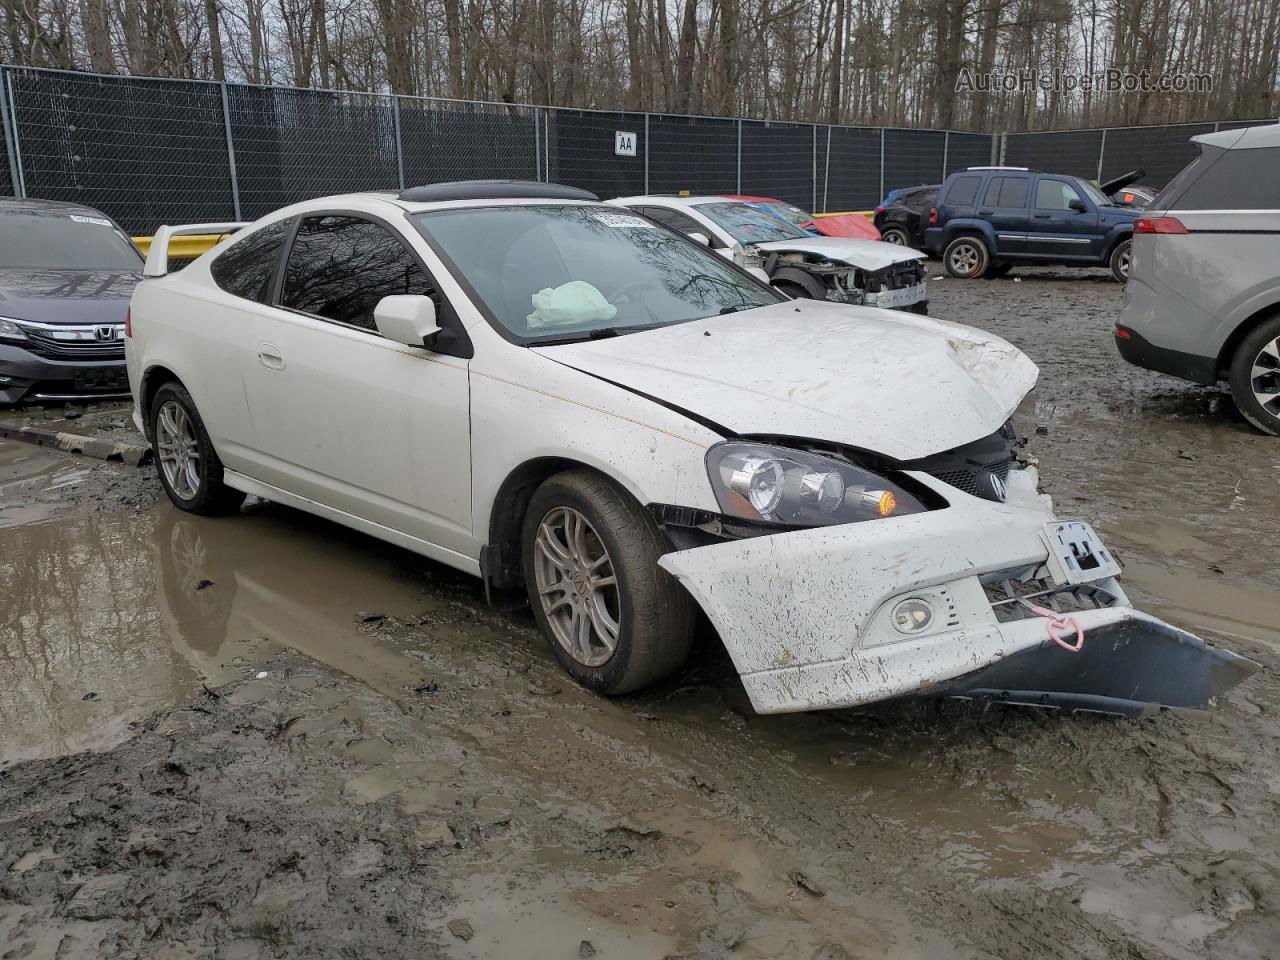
[126,181,1253,716]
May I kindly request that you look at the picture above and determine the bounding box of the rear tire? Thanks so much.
[880,226,911,246]
[943,236,990,279]
[521,469,695,695]
[149,382,246,515]
[1109,239,1132,283]
[1229,315,1280,436]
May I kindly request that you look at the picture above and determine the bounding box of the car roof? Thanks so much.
[0,196,119,220]
[612,195,733,208]
[1193,122,1280,150]
[720,194,785,203]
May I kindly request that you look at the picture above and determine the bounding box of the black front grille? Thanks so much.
[931,459,1010,499]
[23,331,124,360]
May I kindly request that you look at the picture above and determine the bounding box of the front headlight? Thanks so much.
[0,317,28,340]
[706,441,927,527]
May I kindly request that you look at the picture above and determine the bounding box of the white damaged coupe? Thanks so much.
[128,181,1254,716]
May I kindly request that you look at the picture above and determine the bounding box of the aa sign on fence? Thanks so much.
[614,131,638,157]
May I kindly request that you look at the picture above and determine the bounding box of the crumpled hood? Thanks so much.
[752,236,924,271]
[534,300,1037,460]
[0,269,140,325]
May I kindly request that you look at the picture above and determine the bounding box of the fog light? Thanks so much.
[891,598,934,634]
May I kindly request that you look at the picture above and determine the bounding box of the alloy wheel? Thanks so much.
[883,229,906,245]
[949,243,980,275]
[1250,336,1280,417]
[1118,247,1131,278]
[532,506,620,668]
[156,400,201,500]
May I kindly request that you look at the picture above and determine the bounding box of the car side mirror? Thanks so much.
[374,295,442,348]
[688,231,711,246]
[1069,199,1088,213]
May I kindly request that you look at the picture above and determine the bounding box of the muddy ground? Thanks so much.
[2,269,1278,959]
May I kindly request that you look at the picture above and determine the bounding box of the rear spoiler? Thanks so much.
[142,222,247,277]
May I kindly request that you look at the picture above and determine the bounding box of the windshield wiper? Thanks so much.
[719,305,747,315]
[527,327,625,347]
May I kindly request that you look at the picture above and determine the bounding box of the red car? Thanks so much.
[721,195,881,241]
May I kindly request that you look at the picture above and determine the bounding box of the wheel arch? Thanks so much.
[484,456,649,591]
[1101,227,1134,261]
[138,364,186,442]
[769,266,826,299]
[1216,301,1280,380]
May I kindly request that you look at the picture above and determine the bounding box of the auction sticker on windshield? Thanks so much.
[593,212,657,228]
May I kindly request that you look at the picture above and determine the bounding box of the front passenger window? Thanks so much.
[1035,180,1082,210]
[281,215,436,331]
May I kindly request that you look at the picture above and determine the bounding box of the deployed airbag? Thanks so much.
[527,280,617,329]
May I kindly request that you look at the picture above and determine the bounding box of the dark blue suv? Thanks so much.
[924,167,1140,282]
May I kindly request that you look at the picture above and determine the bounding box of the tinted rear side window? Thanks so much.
[945,176,981,206]
[1167,147,1280,210]
[985,176,1029,209]
[281,215,436,331]
[210,220,288,303]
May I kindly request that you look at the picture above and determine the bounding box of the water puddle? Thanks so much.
[0,498,443,765]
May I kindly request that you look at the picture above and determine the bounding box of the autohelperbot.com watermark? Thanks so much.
[956,67,1213,95]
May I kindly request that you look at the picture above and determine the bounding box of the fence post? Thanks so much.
[544,107,551,184]
[644,113,650,194]
[736,120,742,194]
[1096,128,1107,182]
[811,124,818,211]
[941,130,950,179]
[218,82,242,221]
[534,108,542,181]
[1,66,25,198]
[823,125,831,211]
[878,128,885,202]
[391,95,405,190]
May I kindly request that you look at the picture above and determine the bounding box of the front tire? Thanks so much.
[150,382,246,514]
[1229,315,1280,436]
[943,236,990,279]
[1109,239,1132,283]
[522,470,695,695]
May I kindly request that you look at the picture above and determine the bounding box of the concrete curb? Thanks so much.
[0,422,153,466]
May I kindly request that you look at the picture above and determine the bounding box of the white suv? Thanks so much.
[126,181,1252,716]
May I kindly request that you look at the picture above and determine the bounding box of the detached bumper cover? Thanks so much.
[941,615,1256,717]
[659,469,1257,715]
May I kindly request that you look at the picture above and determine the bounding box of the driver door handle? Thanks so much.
[257,341,285,371]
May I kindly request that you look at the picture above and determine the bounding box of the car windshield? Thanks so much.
[1075,179,1114,208]
[692,201,810,244]
[759,201,814,226]
[0,211,142,270]
[415,205,783,343]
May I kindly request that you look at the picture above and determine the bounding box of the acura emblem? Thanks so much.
[988,472,1008,502]
[94,325,116,341]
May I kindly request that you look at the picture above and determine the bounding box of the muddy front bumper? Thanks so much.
[658,468,1256,715]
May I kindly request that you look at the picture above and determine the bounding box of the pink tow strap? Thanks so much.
[1029,605,1085,653]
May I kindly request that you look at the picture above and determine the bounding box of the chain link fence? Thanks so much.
[1,64,1274,235]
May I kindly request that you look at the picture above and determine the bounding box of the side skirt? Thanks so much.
[223,470,482,578]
